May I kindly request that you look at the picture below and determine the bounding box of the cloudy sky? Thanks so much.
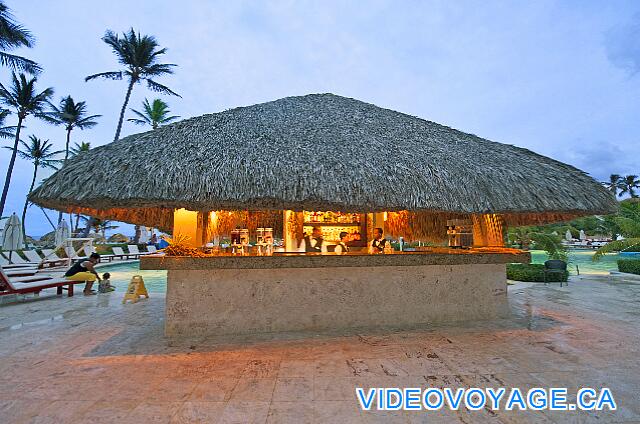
[1,0,639,236]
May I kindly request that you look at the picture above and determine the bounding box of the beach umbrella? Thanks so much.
[579,230,586,240]
[2,213,24,261]
[54,219,70,246]
[565,230,572,241]
[139,226,149,244]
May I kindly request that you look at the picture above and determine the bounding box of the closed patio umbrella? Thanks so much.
[139,226,149,244]
[54,219,70,246]
[565,230,573,241]
[2,213,24,261]
[579,230,586,240]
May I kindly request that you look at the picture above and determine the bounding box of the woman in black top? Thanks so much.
[65,252,101,295]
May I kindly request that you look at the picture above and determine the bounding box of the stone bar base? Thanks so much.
[164,263,508,337]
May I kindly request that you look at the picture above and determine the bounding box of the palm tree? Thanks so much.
[128,98,179,129]
[68,140,91,232]
[70,141,91,156]
[0,2,40,74]
[13,135,62,237]
[86,28,179,141]
[47,96,100,163]
[0,73,54,216]
[602,174,623,196]
[619,175,640,198]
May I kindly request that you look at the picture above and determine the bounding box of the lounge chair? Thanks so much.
[0,267,83,297]
[146,245,157,254]
[127,245,149,256]
[0,252,38,266]
[112,247,137,260]
[22,250,67,268]
[64,246,86,261]
[0,254,37,269]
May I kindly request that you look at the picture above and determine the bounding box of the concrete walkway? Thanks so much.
[1,275,639,423]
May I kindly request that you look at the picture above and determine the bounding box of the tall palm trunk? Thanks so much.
[21,162,39,239]
[57,127,73,224]
[114,78,135,141]
[0,115,23,217]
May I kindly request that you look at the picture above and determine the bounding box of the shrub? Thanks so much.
[507,263,568,282]
[617,259,640,275]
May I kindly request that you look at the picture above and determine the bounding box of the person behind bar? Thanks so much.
[370,227,388,253]
[334,231,350,254]
[64,252,101,295]
[299,226,327,253]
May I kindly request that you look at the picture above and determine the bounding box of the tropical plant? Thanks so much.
[12,135,62,237]
[86,28,179,141]
[0,73,54,216]
[594,200,640,260]
[0,2,40,74]
[602,174,623,196]
[619,175,640,198]
[70,141,91,156]
[77,216,118,238]
[508,226,568,261]
[128,98,179,129]
[47,96,100,163]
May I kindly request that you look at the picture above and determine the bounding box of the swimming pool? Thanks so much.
[99,249,631,292]
[530,249,629,275]
[97,261,167,293]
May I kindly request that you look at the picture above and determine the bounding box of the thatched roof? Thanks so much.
[30,93,616,229]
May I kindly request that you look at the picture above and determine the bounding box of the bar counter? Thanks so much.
[141,249,531,337]
[141,248,530,270]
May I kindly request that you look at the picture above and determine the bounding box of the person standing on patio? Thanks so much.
[299,226,327,253]
[64,252,101,295]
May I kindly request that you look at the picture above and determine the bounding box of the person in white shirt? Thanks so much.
[299,226,327,253]
[370,227,388,253]
[334,232,350,254]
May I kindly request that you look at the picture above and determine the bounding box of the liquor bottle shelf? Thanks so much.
[303,222,361,227]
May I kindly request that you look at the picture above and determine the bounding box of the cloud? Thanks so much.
[605,13,640,74]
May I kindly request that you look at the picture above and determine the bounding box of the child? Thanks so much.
[98,272,115,293]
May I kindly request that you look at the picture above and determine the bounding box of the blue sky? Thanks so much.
[1,0,639,236]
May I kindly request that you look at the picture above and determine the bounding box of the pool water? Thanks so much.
[98,249,632,293]
[530,249,627,275]
[97,261,167,293]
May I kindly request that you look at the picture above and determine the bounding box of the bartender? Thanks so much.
[370,227,388,253]
[334,232,350,254]
[299,226,327,253]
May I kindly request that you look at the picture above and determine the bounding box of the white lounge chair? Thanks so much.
[146,245,157,253]
[0,266,83,297]
[64,246,86,261]
[22,250,67,267]
[0,254,37,269]
[127,245,149,256]
[1,252,38,266]
[112,247,137,260]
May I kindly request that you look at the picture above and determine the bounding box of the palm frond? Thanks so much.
[85,71,123,81]
[0,51,41,73]
[146,79,180,96]
[593,239,640,261]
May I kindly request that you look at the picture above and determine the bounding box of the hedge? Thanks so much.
[617,259,640,275]
[507,263,568,282]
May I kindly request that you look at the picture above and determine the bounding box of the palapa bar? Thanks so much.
[30,94,617,337]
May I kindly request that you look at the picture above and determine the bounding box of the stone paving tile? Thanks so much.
[219,401,270,424]
[229,377,276,402]
[1,279,640,423]
[170,401,226,424]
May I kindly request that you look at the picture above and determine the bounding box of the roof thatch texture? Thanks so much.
[30,93,616,229]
